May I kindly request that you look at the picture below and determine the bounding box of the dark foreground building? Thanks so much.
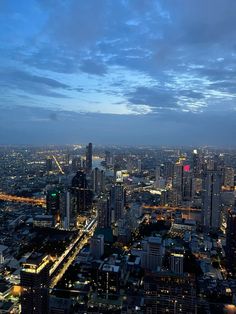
[144,272,197,314]
[20,253,50,314]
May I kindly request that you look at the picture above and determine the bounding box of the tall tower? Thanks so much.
[46,189,60,226]
[20,254,50,314]
[226,207,236,274]
[71,170,93,214]
[155,165,161,189]
[173,162,184,205]
[85,142,92,173]
[223,167,235,187]
[110,182,125,221]
[97,196,111,229]
[202,170,222,229]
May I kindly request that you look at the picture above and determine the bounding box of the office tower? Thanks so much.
[20,254,50,314]
[141,236,164,271]
[105,151,113,166]
[110,181,125,222]
[173,162,183,205]
[163,161,174,179]
[98,263,121,297]
[182,170,193,201]
[46,189,60,225]
[226,208,236,274]
[71,156,81,172]
[223,167,235,187]
[45,157,53,172]
[92,167,105,195]
[146,236,164,271]
[92,167,99,194]
[100,170,105,193]
[113,164,119,182]
[170,253,184,274]
[137,159,142,173]
[71,170,93,214]
[85,142,92,173]
[90,234,104,259]
[60,190,71,230]
[144,272,196,314]
[154,165,161,189]
[192,177,202,195]
[97,196,111,229]
[202,169,222,229]
[192,149,201,177]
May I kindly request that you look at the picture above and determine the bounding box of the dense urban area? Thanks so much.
[0,144,236,313]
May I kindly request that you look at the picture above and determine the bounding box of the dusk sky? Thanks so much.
[1,0,236,146]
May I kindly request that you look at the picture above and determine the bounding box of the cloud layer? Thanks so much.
[0,0,236,145]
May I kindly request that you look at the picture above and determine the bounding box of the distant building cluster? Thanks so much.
[0,145,236,312]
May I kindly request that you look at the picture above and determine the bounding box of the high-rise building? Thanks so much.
[85,142,92,173]
[202,170,222,229]
[71,170,93,214]
[45,157,53,172]
[105,151,113,166]
[92,167,105,195]
[163,161,174,179]
[154,165,161,189]
[173,162,184,205]
[226,208,236,274]
[46,189,61,226]
[97,196,111,229]
[170,253,184,275]
[60,190,72,230]
[192,149,201,177]
[71,156,81,172]
[90,234,104,259]
[110,181,125,222]
[141,236,164,271]
[182,170,193,201]
[223,167,235,187]
[137,159,142,173]
[144,272,196,314]
[20,253,50,314]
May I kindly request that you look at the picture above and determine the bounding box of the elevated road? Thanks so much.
[0,193,46,206]
[50,217,97,288]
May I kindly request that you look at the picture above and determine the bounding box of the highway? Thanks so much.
[0,193,46,206]
[142,205,201,213]
[49,217,97,288]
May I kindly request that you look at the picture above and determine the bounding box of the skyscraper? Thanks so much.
[173,162,184,205]
[46,189,61,226]
[97,196,111,229]
[202,169,222,229]
[90,234,104,259]
[85,142,92,173]
[226,207,236,274]
[20,253,50,314]
[110,181,125,222]
[154,165,161,189]
[170,253,184,275]
[223,167,235,187]
[92,167,105,195]
[71,170,93,214]
[45,157,53,172]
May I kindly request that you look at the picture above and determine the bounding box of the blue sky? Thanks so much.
[1,0,236,146]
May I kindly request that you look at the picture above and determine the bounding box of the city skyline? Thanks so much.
[1,0,236,145]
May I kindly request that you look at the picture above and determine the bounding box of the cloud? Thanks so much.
[1,0,236,144]
[79,59,107,76]
[0,68,71,98]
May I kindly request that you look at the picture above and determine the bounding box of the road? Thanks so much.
[49,217,97,288]
[0,193,45,206]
